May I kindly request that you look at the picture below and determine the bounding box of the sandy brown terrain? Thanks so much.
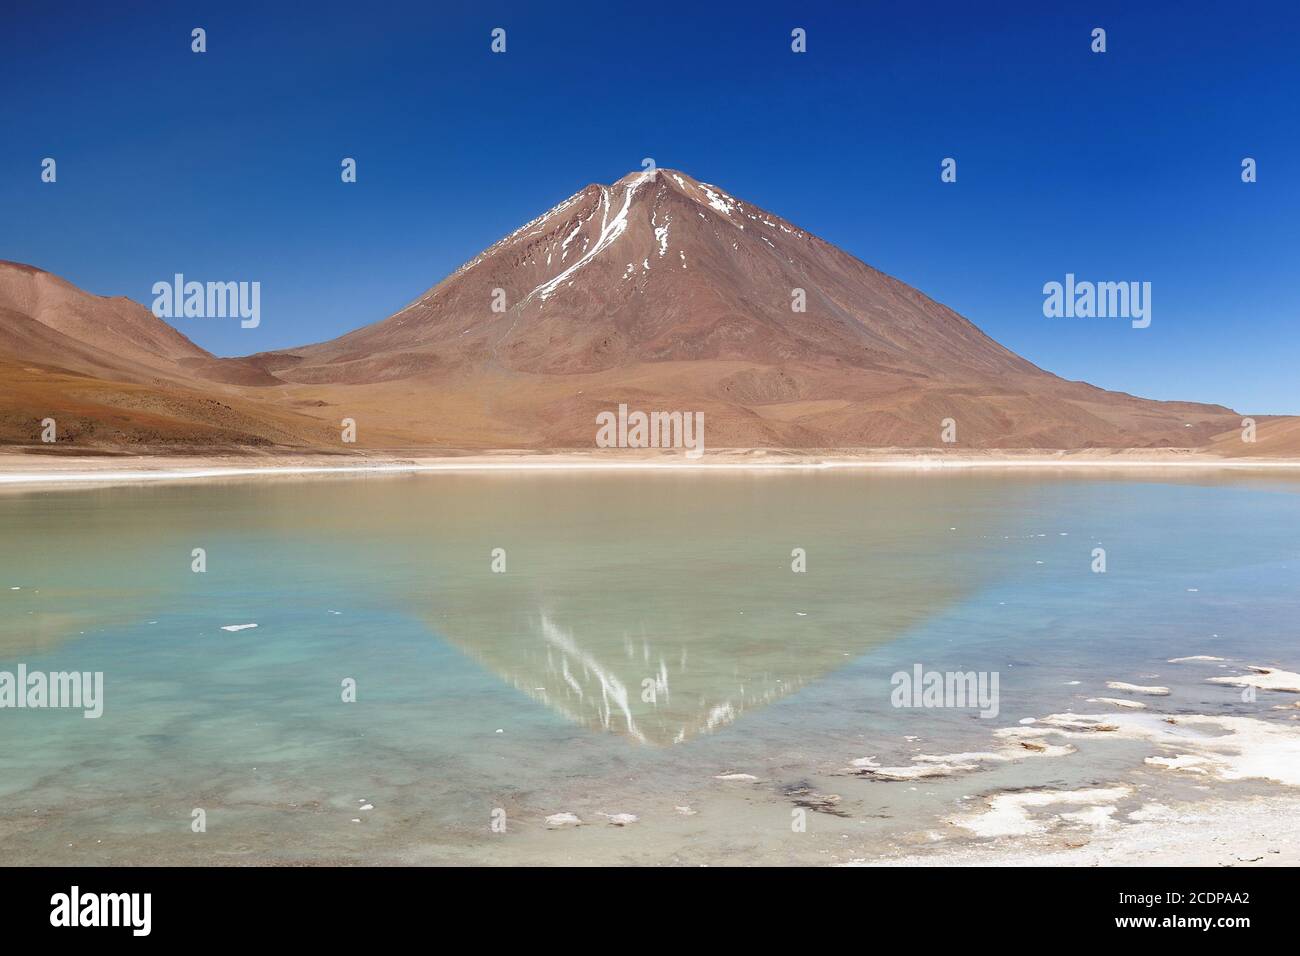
[2,169,1294,458]
[0,264,340,450]
[1208,416,1300,458]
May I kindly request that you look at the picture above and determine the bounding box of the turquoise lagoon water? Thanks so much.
[0,471,1297,864]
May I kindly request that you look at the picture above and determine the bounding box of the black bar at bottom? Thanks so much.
[0,865,1273,941]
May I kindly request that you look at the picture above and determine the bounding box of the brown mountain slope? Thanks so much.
[1207,417,1300,458]
[0,261,332,449]
[0,261,208,383]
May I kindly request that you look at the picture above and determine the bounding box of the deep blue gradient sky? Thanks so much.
[2,1,1297,412]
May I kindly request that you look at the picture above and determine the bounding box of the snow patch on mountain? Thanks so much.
[527,172,651,303]
[699,184,735,216]
[655,217,670,257]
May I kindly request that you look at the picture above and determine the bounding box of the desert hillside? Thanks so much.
[0,262,334,450]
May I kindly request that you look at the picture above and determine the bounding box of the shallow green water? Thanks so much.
[1,472,1297,864]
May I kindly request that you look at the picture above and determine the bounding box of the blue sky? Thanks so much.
[2,1,1296,412]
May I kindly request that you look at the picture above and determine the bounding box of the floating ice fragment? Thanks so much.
[1208,666,1300,693]
[1089,697,1148,710]
[1105,681,1171,696]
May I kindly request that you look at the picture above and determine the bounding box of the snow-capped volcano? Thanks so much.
[273,168,1041,382]
[249,168,1234,450]
[0,170,1248,451]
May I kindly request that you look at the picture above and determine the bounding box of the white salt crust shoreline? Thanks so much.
[842,656,1300,866]
[4,450,1300,489]
[857,794,1300,866]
